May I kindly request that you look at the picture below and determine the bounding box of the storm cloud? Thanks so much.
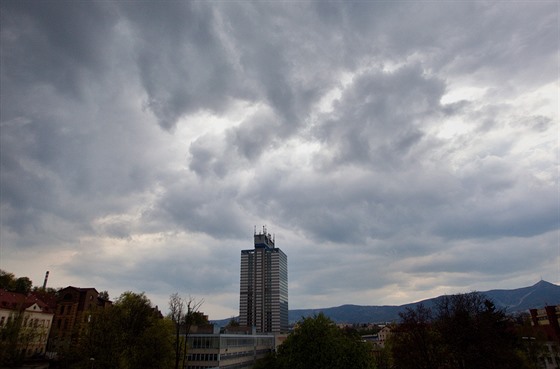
[1,1,557,318]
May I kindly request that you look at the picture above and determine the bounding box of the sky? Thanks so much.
[1,1,558,320]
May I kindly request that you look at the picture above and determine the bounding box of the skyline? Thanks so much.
[1,1,558,320]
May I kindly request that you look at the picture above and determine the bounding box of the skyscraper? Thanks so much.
[239,226,288,333]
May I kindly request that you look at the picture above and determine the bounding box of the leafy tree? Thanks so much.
[0,269,16,290]
[0,270,35,293]
[64,291,174,369]
[260,313,373,369]
[0,311,26,367]
[98,290,110,300]
[435,293,526,369]
[113,291,173,369]
[390,304,443,369]
[14,277,33,294]
[389,293,530,369]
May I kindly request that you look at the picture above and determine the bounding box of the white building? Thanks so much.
[0,289,54,357]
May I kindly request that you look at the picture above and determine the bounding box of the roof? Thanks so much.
[60,286,99,293]
[0,288,54,313]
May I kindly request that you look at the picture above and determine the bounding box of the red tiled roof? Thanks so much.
[0,289,53,313]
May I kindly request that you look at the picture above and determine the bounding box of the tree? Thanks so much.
[168,293,204,369]
[0,311,26,367]
[261,313,373,369]
[0,270,16,290]
[64,291,174,369]
[435,293,526,369]
[0,270,34,293]
[14,277,33,294]
[390,304,443,369]
[389,293,530,369]
[113,291,173,369]
[98,290,110,300]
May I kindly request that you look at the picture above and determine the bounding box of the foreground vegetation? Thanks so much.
[257,292,546,369]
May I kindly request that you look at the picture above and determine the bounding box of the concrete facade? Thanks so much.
[239,227,288,333]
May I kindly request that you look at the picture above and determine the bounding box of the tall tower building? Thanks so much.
[239,226,288,333]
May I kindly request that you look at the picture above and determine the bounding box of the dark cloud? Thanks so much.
[1,1,117,100]
[1,1,557,317]
[314,64,446,169]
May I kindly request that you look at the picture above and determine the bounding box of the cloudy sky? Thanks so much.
[1,1,558,319]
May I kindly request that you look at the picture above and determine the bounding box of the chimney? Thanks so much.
[42,271,49,290]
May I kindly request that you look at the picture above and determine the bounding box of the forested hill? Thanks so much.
[288,280,559,324]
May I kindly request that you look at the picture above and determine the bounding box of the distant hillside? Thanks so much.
[288,280,559,324]
[212,280,560,326]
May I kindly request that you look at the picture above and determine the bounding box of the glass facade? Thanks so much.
[186,333,275,369]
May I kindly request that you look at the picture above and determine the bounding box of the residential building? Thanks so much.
[529,305,560,369]
[47,286,111,354]
[377,325,392,348]
[530,305,560,342]
[0,288,54,357]
[239,227,288,333]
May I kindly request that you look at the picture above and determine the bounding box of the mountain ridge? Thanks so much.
[288,280,559,324]
[211,280,559,325]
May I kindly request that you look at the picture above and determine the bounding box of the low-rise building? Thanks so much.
[0,289,54,358]
[185,325,276,369]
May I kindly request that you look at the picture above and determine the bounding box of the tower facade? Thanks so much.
[239,227,288,333]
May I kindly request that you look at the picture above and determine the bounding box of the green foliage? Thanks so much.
[0,270,34,294]
[14,277,33,294]
[390,304,443,369]
[62,291,174,369]
[0,270,16,290]
[259,313,373,369]
[389,292,532,369]
[0,311,26,367]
